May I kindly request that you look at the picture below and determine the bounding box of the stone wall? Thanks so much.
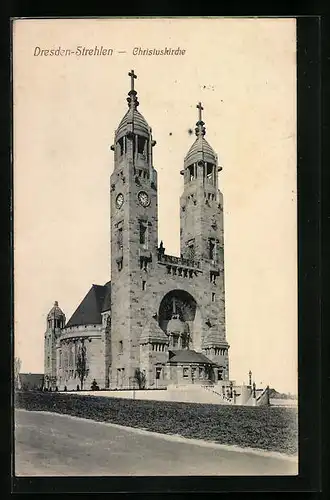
[109,250,229,389]
[56,325,104,391]
[139,342,168,388]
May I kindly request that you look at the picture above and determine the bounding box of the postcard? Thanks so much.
[13,17,298,477]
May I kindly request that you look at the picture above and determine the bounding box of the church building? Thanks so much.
[44,70,230,392]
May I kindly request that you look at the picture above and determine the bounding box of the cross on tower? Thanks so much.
[197,101,204,122]
[128,69,137,91]
[172,297,176,315]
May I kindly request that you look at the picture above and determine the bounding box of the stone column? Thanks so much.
[135,134,138,163]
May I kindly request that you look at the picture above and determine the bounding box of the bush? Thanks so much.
[15,392,298,455]
[133,368,147,389]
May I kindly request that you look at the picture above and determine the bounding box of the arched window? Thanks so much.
[119,340,123,354]
[209,238,216,260]
[137,136,147,156]
[117,226,123,250]
[118,137,124,156]
[188,164,195,181]
[69,345,73,367]
[186,239,195,261]
[205,163,215,185]
[172,335,179,348]
[139,220,148,249]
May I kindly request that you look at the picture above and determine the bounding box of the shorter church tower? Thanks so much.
[179,102,229,380]
[44,301,65,390]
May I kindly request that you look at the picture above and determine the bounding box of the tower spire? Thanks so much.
[127,69,139,109]
[129,69,137,91]
[195,101,206,137]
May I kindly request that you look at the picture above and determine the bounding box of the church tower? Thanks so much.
[180,102,224,261]
[109,70,158,389]
[44,301,65,390]
[180,103,229,379]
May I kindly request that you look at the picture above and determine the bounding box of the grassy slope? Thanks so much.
[15,392,298,455]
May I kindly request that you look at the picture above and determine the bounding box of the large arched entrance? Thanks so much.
[158,290,216,386]
[158,289,202,351]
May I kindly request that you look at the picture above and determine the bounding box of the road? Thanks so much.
[14,410,298,476]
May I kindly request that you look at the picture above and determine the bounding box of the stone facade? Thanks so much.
[45,71,230,392]
[55,325,105,391]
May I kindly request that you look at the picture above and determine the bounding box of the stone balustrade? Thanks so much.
[158,253,201,271]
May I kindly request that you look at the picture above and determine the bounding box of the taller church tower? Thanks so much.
[109,71,158,389]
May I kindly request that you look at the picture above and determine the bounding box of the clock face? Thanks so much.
[116,193,124,209]
[138,191,150,207]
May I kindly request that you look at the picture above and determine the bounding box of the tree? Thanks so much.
[76,341,88,390]
[14,357,21,390]
[133,368,146,389]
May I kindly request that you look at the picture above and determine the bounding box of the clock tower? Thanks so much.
[109,70,158,389]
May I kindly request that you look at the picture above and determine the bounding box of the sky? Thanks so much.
[13,17,297,394]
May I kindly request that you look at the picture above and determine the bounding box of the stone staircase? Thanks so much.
[166,384,234,405]
[256,387,270,406]
[242,387,270,406]
[201,385,234,405]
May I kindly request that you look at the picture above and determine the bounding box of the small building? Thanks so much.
[18,373,44,391]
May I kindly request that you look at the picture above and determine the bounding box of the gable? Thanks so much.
[168,349,216,365]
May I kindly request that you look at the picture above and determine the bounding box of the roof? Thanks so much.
[185,136,217,166]
[203,328,229,349]
[66,282,111,328]
[168,349,216,365]
[116,108,150,140]
[101,281,112,312]
[140,319,169,345]
[19,373,44,389]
